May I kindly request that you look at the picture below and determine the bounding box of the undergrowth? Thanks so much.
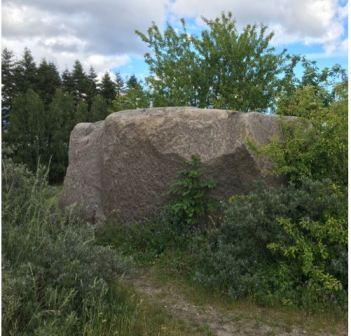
[2,158,203,335]
[96,157,347,313]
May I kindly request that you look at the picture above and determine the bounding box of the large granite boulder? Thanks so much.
[60,107,285,223]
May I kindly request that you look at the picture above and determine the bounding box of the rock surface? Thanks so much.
[60,107,285,222]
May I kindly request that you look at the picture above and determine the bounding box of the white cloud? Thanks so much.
[170,0,347,53]
[2,0,347,74]
[2,0,169,72]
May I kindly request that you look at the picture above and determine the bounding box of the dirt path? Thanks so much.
[122,270,346,336]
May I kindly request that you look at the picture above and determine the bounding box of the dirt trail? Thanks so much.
[122,270,345,336]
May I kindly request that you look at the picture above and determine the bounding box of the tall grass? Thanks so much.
[2,158,201,335]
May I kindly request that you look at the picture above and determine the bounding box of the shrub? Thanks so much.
[266,81,347,187]
[2,158,128,335]
[167,155,217,234]
[192,179,347,309]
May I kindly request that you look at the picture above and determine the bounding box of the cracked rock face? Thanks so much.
[60,107,285,223]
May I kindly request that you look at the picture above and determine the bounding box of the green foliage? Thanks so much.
[111,75,149,111]
[3,159,199,335]
[168,155,217,234]
[7,89,46,172]
[47,89,76,182]
[2,48,16,126]
[265,81,347,187]
[90,94,108,122]
[137,12,286,111]
[14,48,38,94]
[96,214,180,264]
[192,180,347,309]
[2,158,124,335]
[71,60,91,103]
[99,72,117,104]
[75,100,89,123]
[36,59,62,105]
[87,66,98,106]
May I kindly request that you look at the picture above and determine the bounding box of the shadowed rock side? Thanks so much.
[60,107,286,223]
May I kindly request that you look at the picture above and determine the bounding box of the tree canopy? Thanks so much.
[137,12,287,111]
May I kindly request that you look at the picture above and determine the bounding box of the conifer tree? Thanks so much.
[36,59,61,105]
[126,75,139,90]
[14,48,38,94]
[2,48,16,127]
[71,60,89,102]
[115,72,125,97]
[112,75,149,111]
[87,66,98,106]
[99,72,116,104]
[62,69,75,94]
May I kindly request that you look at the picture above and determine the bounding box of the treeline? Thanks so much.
[2,13,347,183]
[2,48,148,182]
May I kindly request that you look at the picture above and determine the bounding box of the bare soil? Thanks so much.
[121,270,347,336]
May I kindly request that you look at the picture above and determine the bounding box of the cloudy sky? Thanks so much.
[2,0,348,79]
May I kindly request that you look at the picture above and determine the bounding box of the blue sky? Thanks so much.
[2,0,348,81]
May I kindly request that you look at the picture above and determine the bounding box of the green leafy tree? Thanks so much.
[137,12,287,111]
[277,58,346,114]
[7,89,46,171]
[266,80,347,187]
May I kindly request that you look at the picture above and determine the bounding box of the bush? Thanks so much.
[267,81,347,187]
[192,179,347,309]
[2,158,129,335]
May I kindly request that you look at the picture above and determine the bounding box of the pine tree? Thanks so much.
[7,89,46,171]
[115,72,125,97]
[62,69,75,94]
[126,75,139,90]
[36,59,61,105]
[2,48,16,127]
[99,72,116,104]
[14,48,37,94]
[90,94,108,122]
[112,75,149,111]
[87,66,98,106]
[71,60,89,102]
